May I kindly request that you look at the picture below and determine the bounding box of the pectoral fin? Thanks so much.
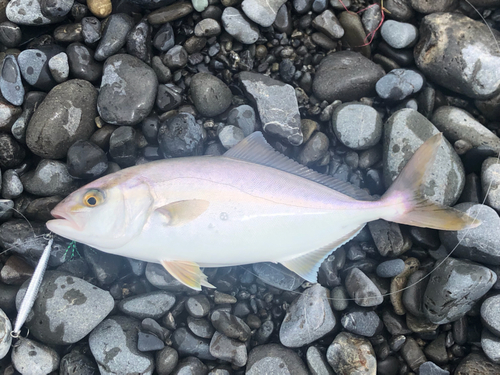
[155,199,210,227]
[280,225,364,283]
[160,260,215,291]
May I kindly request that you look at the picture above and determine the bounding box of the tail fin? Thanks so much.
[381,133,480,231]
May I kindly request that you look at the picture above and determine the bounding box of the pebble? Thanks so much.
[455,352,500,374]
[439,203,500,265]
[18,45,65,91]
[147,3,193,25]
[172,357,208,374]
[402,270,428,318]
[482,158,500,211]
[0,101,22,133]
[313,51,385,102]
[66,43,103,83]
[219,125,245,149]
[376,259,405,278]
[481,329,500,363]
[137,331,165,352]
[60,350,99,375]
[186,294,211,318]
[11,338,60,374]
[0,308,11,359]
[345,267,384,307]
[423,333,447,365]
[0,55,24,106]
[48,52,69,83]
[194,18,221,37]
[240,0,285,27]
[66,140,108,179]
[158,113,204,157]
[341,308,382,337]
[153,23,175,52]
[156,83,182,112]
[98,54,158,126]
[109,126,137,167]
[327,332,376,375]
[221,7,259,44]
[381,20,418,49]
[190,73,232,117]
[94,13,134,61]
[252,262,304,291]
[21,159,78,196]
[162,45,188,69]
[383,108,465,206]
[6,0,65,25]
[89,316,154,375]
[423,257,497,324]
[312,10,344,40]
[246,343,309,375]
[155,346,178,375]
[81,16,101,43]
[401,336,427,372]
[0,21,22,47]
[415,12,500,100]
[187,316,214,338]
[209,331,247,367]
[240,71,303,145]
[226,105,256,136]
[481,294,500,336]
[0,133,25,169]
[145,263,192,293]
[410,0,456,13]
[170,327,215,360]
[331,102,382,150]
[306,346,334,375]
[338,11,371,58]
[82,245,122,285]
[297,131,329,166]
[419,361,450,375]
[376,69,424,101]
[119,291,176,319]
[210,310,251,341]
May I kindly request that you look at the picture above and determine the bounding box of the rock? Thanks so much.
[156,83,182,112]
[306,346,334,375]
[341,308,382,337]
[280,284,336,347]
[326,332,376,375]
[419,361,449,375]
[240,71,303,146]
[194,18,221,37]
[11,338,60,374]
[423,257,497,324]
[345,268,384,307]
[187,317,214,339]
[0,100,22,132]
[376,69,424,101]
[241,0,285,27]
[147,2,193,25]
[381,20,418,49]
[162,45,188,69]
[338,11,370,58]
[331,102,382,150]
[313,51,385,102]
[0,133,25,168]
[383,109,464,205]
[414,12,500,100]
[410,0,456,13]
[171,357,208,374]
[221,7,259,44]
[297,131,329,166]
[89,316,154,375]
[153,23,175,51]
[0,308,11,359]
[98,54,158,126]
[185,295,211,318]
[60,350,99,375]
[67,43,103,83]
[6,0,65,25]
[16,271,114,345]
[190,73,232,117]
[171,327,215,360]
[156,346,178,375]
[439,203,500,265]
[0,54,24,106]
[210,311,251,342]
[312,10,344,40]
[109,126,137,167]
[137,331,165,352]
[376,259,405,278]
[21,159,78,196]
[158,113,204,157]
[119,291,176,319]
[94,13,134,61]
[18,45,65,91]
[402,270,428,318]
[145,263,193,293]
[246,343,309,375]
[48,52,69,83]
[481,294,500,336]
[66,140,108,179]
[81,17,101,43]
[219,125,245,149]
[482,158,500,212]
[126,18,153,64]
[26,79,97,159]
[455,353,500,374]
[252,262,304,291]
[482,328,500,363]
[0,21,22,48]
[209,331,247,367]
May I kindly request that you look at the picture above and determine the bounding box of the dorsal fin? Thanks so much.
[224,132,373,201]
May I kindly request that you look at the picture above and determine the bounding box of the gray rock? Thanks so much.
[227,105,256,136]
[482,329,500,363]
[187,317,215,339]
[147,2,193,25]
[60,350,99,375]
[11,338,60,374]
[331,286,349,311]
[221,7,259,44]
[89,316,154,375]
[439,203,500,265]
[410,0,456,13]
[341,308,381,337]
[219,125,245,149]
[455,353,500,374]
[158,113,204,157]
[145,263,193,293]
[481,294,500,336]
[190,73,232,117]
[0,101,22,133]
[381,20,418,49]
[153,23,174,52]
[0,21,22,48]
[210,310,251,342]
[401,337,427,372]
[402,270,428,318]
[118,291,176,319]
[313,51,385,102]
[0,308,11,359]
[280,284,336,347]
[331,102,382,150]
[26,79,97,159]
[6,0,65,25]
[241,0,285,27]
[423,257,497,324]
[482,158,500,212]
[138,331,165,352]
[21,160,78,197]
[171,357,208,374]
[383,108,464,205]
[0,133,25,169]
[209,331,247,367]
[419,361,450,375]
[297,131,329,166]
[252,262,304,291]
[0,55,24,106]
[194,18,221,37]
[246,343,309,375]
[414,12,500,100]
[48,52,69,83]
[155,346,178,375]
[66,43,103,83]
[16,271,114,345]
[81,16,101,44]
[94,14,134,61]
[186,295,211,318]
[376,259,405,278]
[18,45,64,91]
[312,10,344,40]
[376,69,424,101]
[170,327,215,360]
[326,332,376,375]
[306,346,334,375]
[240,71,303,146]
[162,45,188,69]
[345,268,384,307]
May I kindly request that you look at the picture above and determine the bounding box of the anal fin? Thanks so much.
[280,225,365,283]
[160,260,215,291]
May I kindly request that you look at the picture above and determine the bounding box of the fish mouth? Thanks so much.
[47,208,82,232]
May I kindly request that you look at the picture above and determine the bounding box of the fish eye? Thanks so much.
[83,189,104,207]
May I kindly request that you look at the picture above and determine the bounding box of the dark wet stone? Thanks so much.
[158,113,203,157]
[145,263,192,293]
[297,131,329,166]
[81,16,101,44]
[89,315,154,375]
[156,83,182,112]
[252,262,304,291]
[47,52,69,83]
[108,126,137,167]
[162,45,188,69]
[0,133,24,169]
[424,333,448,365]
[171,327,215,360]
[147,2,193,25]
[194,18,220,37]
[53,23,83,44]
[209,331,247,367]
[279,58,295,83]
[185,295,210,318]
[312,10,343,40]
[368,220,406,257]
[327,332,376,374]
[171,357,208,375]
[2,169,23,199]
[400,337,427,372]
[11,338,60,374]
[376,259,405,278]
[24,195,62,222]
[221,7,259,44]
[273,3,292,34]
[306,346,333,375]
[345,268,384,307]
[26,79,97,159]
[153,22,174,51]
[341,308,381,337]
[338,11,370,58]
[0,100,22,133]
[137,331,165,352]
[190,73,232,117]
[455,353,500,375]
[82,245,122,285]
[18,45,64,91]
[313,51,384,102]
[241,0,285,27]
[0,21,22,47]
[410,0,456,13]
[419,361,450,375]
[156,346,178,375]
[361,3,381,35]
[293,0,312,14]
[60,350,99,375]
[246,343,308,375]
[21,159,78,196]
[402,270,428,318]
[152,56,172,83]
[127,18,152,64]
[376,69,424,101]
[94,13,134,61]
[0,55,24,106]
[383,0,414,21]
[210,310,251,342]
[119,291,175,319]
[40,0,72,17]
[0,255,32,285]
[98,54,158,126]
[187,317,214,339]
[66,140,108,179]
[89,124,116,151]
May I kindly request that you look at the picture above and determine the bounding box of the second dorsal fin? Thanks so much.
[224,132,373,201]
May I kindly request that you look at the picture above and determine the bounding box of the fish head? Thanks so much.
[46,171,154,250]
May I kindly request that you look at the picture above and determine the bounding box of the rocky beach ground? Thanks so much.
[0,0,500,374]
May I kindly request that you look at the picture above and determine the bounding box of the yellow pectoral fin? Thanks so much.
[160,260,215,291]
[155,199,210,227]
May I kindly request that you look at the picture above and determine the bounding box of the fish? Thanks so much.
[46,132,480,290]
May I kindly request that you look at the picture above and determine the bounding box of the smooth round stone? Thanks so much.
[313,51,385,102]
[297,131,329,166]
[126,19,152,64]
[341,309,381,337]
[338,11,370,58]
[293,0,312,14]
[330,0,350,9]
[67,43,103,83]
[109,126,137,167]
[187,317,215,339]
[137,331,165,352]
[21,159,77,196]
[90,316,154,375]
[26,79,97,159]
[185,295,211,318]
[246,343,309,375]
[455,353,500,374]
[18,45,65,91]
[381,20,418,49]
[240,0,285,27]
[12,338,60,374]
[82,246,122,285]
[172,357,208,374]
[190,73,232,117]
[152,56,172,83]
[279,58,295,83]
[210,310,251,342]
[331,286,349,311]
[153,23,175,51]
[162,45,188,69]
[147,2,194,25]
[24,196,62,222]
[439,203,500,265]
[481,295,500,336]
[280,284,336,347]
[0,21,22,47]
[361,4,381,35]
[415,12,500,99]
[156,83,182,112]
[226,105,256,136]
[15,271,114,345]
[418,361,450,375]
[0,55,24,106]
[312,0,327,12]
[327,332,376,374]
[219,125,244,149]
[252,262,304,291]
[401,337,427,372]
[221,7,259,44]
[119,291,176,319]
[66,140,108,179]
[402,270,427,318]
[209,331,247,367]
[0,308,11,359]
[423,257,497,324]
[376,259,405,278]
[482,158,500,211]
[194,18,221,37]
[145,263,192,293]
[482,329,500,363]
[94,14,134,61]
[6,0,65,25]
[192,0,208,12]
[98,54,158,126]
[156,346,178,375]
[312,10,344,40]
[81,16,101,44]
[0,101,22,132]
[376,69,424,101]
[48,52,69,83]
[60,350,99,375]
[158,113,203,157]
[345,268,384,307]
[41,0,73,17]
[2,169,23,199]
[1,254,32,285]
[331,102,382,150]
[0,133,25,168]
[170,327,215,360]
[273,3,292,34]
[410,0,456,13]
[306,346,334,375]
[383,108,464,206]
